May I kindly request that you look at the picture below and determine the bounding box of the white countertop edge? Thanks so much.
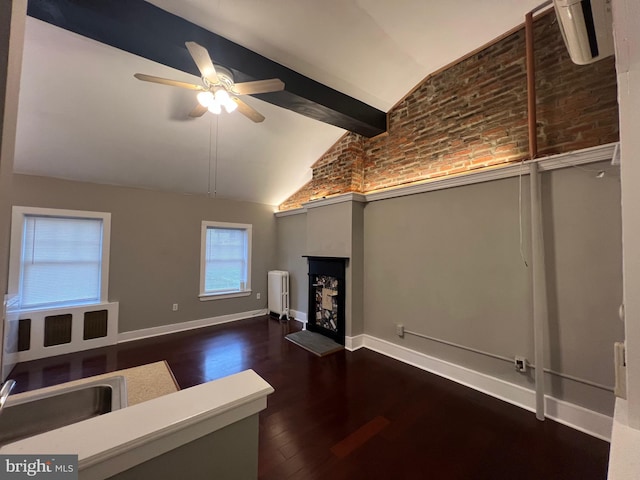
[81,396,269,480]
[0,369,274,479]
[607,397,640,479]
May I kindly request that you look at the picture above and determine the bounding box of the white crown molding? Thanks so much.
[274,143,618,213]
[611,143,621,166]
[366,143,618,202]
[274,207,307,217]
[361,334,613,441]
[536,143,618,171]
[365,163,528,202]
[118,309,267,343]
[302,192,367,209]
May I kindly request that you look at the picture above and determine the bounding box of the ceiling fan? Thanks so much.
[134,41,284,123]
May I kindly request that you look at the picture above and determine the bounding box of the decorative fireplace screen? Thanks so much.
[304,256,347,345]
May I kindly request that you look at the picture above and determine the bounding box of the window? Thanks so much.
[200,221,252,300]
[9,207,111,311]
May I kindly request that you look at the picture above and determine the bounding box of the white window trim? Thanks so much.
[199,221,252,301]
[9,206,111,313]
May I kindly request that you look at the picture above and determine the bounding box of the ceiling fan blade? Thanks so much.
[185,41,219,84]
[134,73,204,91]
[233,98,265,123]
[189,104,208,118]
[233,79,285,95]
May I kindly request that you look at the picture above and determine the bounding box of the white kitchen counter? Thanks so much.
[0,369,274,479]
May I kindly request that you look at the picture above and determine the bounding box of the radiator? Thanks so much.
[268,270,290,320]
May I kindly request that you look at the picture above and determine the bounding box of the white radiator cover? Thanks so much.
[14,302,119,363]
[268,271,289,319]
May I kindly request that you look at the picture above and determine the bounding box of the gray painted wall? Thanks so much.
[363,163,623,414]
[0,1,12,304]
[275,213,308,316]
[283,201,365,336]
[1,1,26,382]
[349,201,365,336]
[306,202,352,257]
[11,174,277,333]
[541,164,623,388]
[107,415,259,480]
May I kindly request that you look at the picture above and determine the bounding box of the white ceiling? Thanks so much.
[14,0,546,206]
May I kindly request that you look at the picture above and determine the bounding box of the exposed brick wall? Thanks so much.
[279,132,365,210]
[311,131,365,195]
[535,14,619,155]
[365,26,529,192]
[278,10,619,211]
[279,181,317,211]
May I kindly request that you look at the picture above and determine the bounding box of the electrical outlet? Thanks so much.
[256,293,261,300]
[172,303,178,311]
[396,324,404,337]
[514,356,527,373]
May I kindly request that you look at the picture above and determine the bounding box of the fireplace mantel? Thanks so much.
[302,255,350,261]
[303,256,347,345]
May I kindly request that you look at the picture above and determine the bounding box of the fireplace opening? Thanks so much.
[304,256,347,345]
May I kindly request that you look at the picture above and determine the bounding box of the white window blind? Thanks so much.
[20,215,104,309]
[203,227,248,294]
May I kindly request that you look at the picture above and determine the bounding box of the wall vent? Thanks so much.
[44,314,72,346]
[17,319,31,352]
[83,310,108,340]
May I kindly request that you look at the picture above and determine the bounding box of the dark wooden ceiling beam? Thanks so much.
[27,0,387,137]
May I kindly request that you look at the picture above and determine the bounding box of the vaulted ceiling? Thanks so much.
[14,0,545,206]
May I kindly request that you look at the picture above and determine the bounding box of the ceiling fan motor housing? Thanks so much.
[205,65,234,91]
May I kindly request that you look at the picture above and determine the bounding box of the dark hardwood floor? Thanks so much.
[9,316,610,479]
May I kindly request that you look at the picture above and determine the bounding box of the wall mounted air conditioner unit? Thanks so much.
[553,0,614,65]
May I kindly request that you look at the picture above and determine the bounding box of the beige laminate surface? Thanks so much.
[110,361,180,405]
[10,361,180,406]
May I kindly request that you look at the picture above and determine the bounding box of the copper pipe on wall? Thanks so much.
[526,11,538,159]
[525,0,552,158]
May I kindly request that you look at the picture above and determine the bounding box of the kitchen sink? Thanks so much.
[0,375,127,446]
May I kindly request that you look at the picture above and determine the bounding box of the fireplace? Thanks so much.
[304,256,347,345]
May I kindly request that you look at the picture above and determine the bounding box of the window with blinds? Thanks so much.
[10,207,111,311]
[200,221,252,299]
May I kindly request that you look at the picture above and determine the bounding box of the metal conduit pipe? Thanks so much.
[526,1,552,421]
[403,329,613,392]
[529,161,548,421]
[403,328,513,363]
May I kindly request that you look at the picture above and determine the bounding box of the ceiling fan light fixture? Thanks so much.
[214,88,230,104]
[208,101,222,114]
[135,42,282,122]
[224,99,238,114]
[213,87,237,113]
[197,91,214,107]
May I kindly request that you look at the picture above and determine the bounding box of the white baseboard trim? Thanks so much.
[345,334,365,351]
[361,335,613,441]
[118,309,268,343]
[289,309,307,323]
